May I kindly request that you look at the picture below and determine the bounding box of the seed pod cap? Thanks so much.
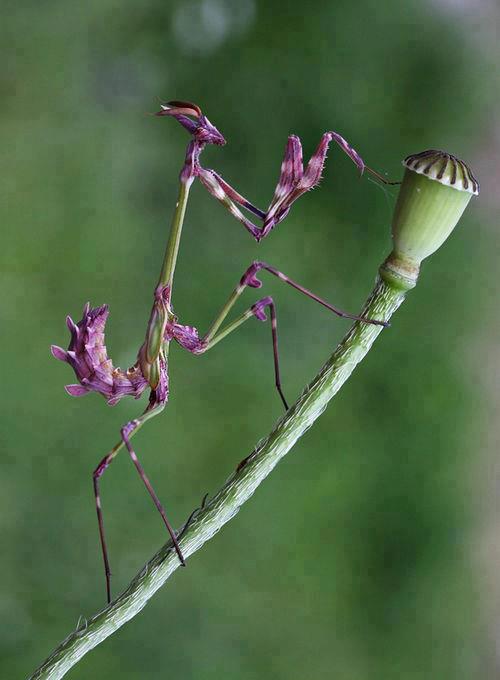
[391,150,478,267]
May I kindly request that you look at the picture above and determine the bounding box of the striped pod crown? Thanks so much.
[403,149,479,196]
[379,148,480,285]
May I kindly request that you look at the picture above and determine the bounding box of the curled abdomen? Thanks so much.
[51,303,148,406]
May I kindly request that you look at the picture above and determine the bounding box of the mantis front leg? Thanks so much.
[158,101,397,243]
[197,132,396,241]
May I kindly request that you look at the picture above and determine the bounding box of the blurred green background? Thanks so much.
[2,1,499,678]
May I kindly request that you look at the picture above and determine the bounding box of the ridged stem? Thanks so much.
[29,271,410,680]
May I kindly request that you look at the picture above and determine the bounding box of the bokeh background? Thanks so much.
[2,1,499,678]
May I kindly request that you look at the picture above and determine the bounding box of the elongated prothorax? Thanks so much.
[380,149,479,291]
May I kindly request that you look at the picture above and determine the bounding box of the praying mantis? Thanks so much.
[51,101,391,603]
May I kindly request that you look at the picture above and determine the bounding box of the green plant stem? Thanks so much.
[29,271,412,680]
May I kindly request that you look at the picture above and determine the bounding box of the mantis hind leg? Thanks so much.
[92,409,184,604]
[120,419,185,568]
[93,439,124,604]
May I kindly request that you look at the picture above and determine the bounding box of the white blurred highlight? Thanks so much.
[172,0,256,55]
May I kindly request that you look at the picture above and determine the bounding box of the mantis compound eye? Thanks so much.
[156,100,226,147]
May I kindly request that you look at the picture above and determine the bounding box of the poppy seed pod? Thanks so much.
[380,150,479,290]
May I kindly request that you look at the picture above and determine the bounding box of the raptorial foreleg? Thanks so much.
[197,131,394,242]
